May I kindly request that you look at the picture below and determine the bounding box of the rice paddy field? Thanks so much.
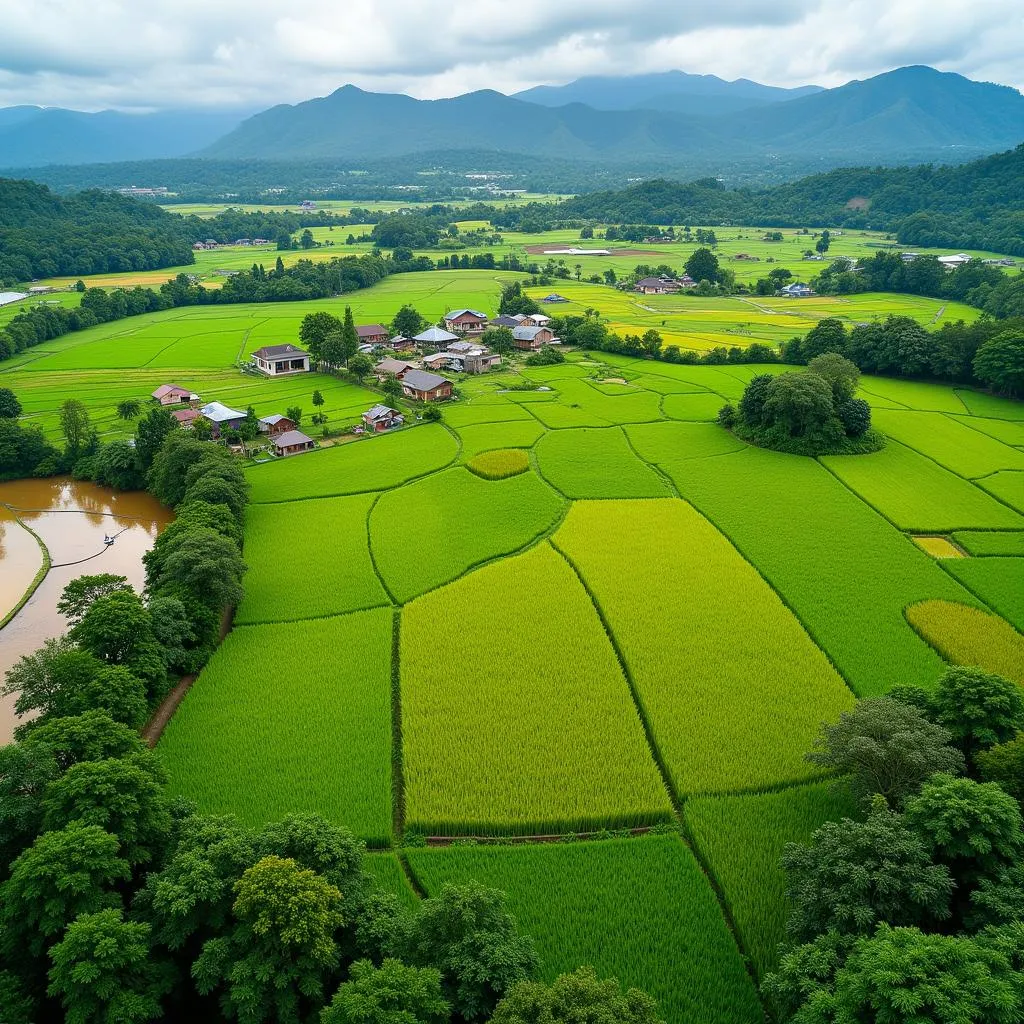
[5,264,1023,1023]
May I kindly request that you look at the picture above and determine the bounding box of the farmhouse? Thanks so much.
[387,335,416,351]
[414,326,460,350]
[259,414,297,437]
[272,430,316,457]
[779,283,814,297]
[200,402,246,437]
[251,344,311,376]
[634,276,686,295]
[374,358,415,381]
[443,308,489,334]
[170,408,202,427]
[152,383,198,406]
[356,324,390,345]
[491,314,525,328]
[401,369,453,402]
[362,405,404,431]
[422,352,453,370]
[938,253,973,268]
[464,350,502,374]
[512,325,555,350]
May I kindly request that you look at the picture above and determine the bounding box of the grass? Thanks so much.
[952,531,1024,557]
[872,410,1024,478]
[978,471,1024,514]
[554,500,854,796]
[370,467,562,603]
[404,836,764,1024]
[684,781,861,979]
[907,600,1024,686]
[534,427,672,499]
[160,610,394,844]
[662,392,731,421]
[362,853,419,912]
[236,493,389,623]
[821,441,1024,532]
[662,446,976,696]
[454,419,545,459]
[466,448,530,479]
[400,544,673,835]
[941,557,1024,632]
[246,424,457,503]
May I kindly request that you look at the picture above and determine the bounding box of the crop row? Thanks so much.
[553,499,855,796]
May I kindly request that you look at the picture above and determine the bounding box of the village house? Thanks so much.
[938,253,973,268]
[512,325,555,350]
[521,313,552,327]
[259,414,297,437]
[273,430,316,457]
[464,350,502,374]
[387,335,416,352]
[443,309,489,335]
[401,369,454,402]
[491,313,525,328]
[374,358,416,381]
[356,324,390,346]
[779,283,814,298]
[152,383,199,406]
[634,276,684,295]
[200,401,246,437]
[251,344,311,376]
[362,405,405,432]
[422,352,453,370]
[414,326,460,350]
[170,408,202,428]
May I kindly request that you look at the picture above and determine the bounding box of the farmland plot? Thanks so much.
[821,441,1024,532]
[400,544,673,835]
[363,853,419,912]
[405,837,763,1024]
[625,420,747,462]
[246,424,458,503]
[952,530,1024,556]
[160,610,394,844]
[978,471,1024,513]
[941,557,1024,632]
[554,500,854,795]
[685,782,862,979]
[665,447,975,695]
[371,467,563,602]
[236,493,389,623]
[662,391,729,421]
[534,427,671,499]
[454,419,545,458]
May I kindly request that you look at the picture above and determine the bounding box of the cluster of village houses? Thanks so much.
[148,300,568,457]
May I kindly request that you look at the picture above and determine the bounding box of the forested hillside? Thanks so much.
[560,145,1024,254]
[0,179,197,284]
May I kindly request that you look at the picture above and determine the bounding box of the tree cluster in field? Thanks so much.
[781,314,1024,395]
[558,144,1024,255]
[721,354,881,456]
[764,666,1024,1023]
[0,430,662,1024]
[0,178,198,285]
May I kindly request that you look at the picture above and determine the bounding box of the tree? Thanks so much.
[320,330,348,368]
[299,312,343,364]
[57,574,132,624]
[134,406,178,470]
[806,697,965,806]
[684,248,719,284]
[147,433,213,506]
[391,304,426,339]
[737,373,775,428]
[492,966,663,1024]
[193,855,344,1024]
[781,797,952,942]
[762,372,837,438]
[116,399,142,421]
[807,352,859,402]
[349,354,373,380]
[70,588,153,666]
[381,374,403,407]
[977,732,1024,803]
[0,823,130,960]
[480,326,514,356]
[904,774,1023,888]
[974,331,1024,397]
[239,406,260,443]
[300,229,315,250]
[0,387,23,418]
[59,399,93,456]
[41,752,171,866]
[156,528,246,612]
[95,438,145,490]
[0,740,59,869]
[641,329,662,358]
[47,909,173,1024]
[815,229,831,254]
[603,268,617,286]
[22,710,145,772]
[320,959,450,1024]
[579,226,594,240]
[404,881,539,1021]
[312,390,325,413]
[836,397,872,437]
[339,306,360,367]
[276,232,293,251]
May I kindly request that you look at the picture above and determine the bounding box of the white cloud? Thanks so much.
[0,0,1019,111]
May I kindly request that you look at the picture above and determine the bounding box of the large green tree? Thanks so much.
[299,312,344,364]
[320,958,450,1024]
[0,387,22,419]
[59,399,93,457]
[391,304,426,338]
[47,909,173,1024]
[133,406,178,469]
[684,247,719,283]
[762,372,837,438]
[973,331,1024,396]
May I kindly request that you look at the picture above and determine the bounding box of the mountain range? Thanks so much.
[2,66,1022,171]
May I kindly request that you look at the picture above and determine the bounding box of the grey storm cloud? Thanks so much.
[0,0,1020,111]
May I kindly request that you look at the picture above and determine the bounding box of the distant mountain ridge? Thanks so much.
[202,67,1024,165]
[513,71,823,116]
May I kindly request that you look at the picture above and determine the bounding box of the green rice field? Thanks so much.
[6,262,1023,1023]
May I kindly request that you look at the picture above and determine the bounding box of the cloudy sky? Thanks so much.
[1,0,1021,112]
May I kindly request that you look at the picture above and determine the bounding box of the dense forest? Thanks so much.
[0,180,197,283]
[560,145,1024,254]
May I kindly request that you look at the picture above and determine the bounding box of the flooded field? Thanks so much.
[0,478,172,744]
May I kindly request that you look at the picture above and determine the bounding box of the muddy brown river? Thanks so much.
[0,478,172,745]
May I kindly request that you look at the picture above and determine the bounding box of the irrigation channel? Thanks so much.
[0,478,172,745]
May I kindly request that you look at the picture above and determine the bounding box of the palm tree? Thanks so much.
[116,399,141,421]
